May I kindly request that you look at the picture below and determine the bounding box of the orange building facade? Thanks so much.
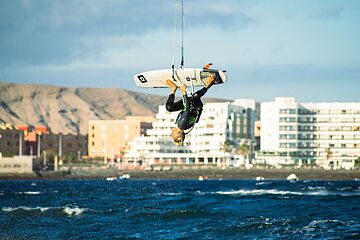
[88,116,155,160]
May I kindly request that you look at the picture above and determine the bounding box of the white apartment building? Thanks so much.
[125,99,256,169]
[258,97,360,169]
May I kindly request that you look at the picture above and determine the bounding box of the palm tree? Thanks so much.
[325,147,333,169]
[220,140,234,167]
[355,157,360,169]
[119,147,126,163]
[220,140,233,153]
[237,144,250,166]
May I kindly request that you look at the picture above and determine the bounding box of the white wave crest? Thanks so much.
[309,219,344,226]
[337,187,352,191]
[2,206,88,216]
[215,189,360,196]
[161,192,183,196]
[303,219,349,232]
[2,206,49,212]
[63,207,86,216]
[255,182,272,186]
[216,189,302,196]
[307,186,326,190]
[17,191,41,195]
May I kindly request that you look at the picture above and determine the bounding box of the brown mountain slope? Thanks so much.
[0,82,166,134]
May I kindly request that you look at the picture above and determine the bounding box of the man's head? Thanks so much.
[171,127,185,146]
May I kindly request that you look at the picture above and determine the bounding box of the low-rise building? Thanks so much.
[0,125,87,163]
[0,129,22,157]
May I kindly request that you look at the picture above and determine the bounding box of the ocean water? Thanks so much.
[0,179,359,240]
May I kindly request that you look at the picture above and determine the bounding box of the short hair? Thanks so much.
[171,128,185,147]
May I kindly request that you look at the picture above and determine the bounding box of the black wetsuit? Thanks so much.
[165,87,207,130]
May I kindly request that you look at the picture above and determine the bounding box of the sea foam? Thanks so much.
[2,206,88,216]
[214,189,360,197]
[17,191,41,195]
[2,206,50,212]
[63,206,86,216]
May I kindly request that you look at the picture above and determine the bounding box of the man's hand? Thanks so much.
[205,75,215,89]
[166,79,178,94]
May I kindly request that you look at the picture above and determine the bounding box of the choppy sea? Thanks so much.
[0,179,359,239]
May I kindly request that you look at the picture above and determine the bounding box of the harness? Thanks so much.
[175,95,202,135]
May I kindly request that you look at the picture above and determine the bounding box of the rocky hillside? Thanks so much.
[0,82,167,134]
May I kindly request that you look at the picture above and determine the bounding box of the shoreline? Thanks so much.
[1,169,359,181]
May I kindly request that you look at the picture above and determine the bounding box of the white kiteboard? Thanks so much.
[134,67,227,88]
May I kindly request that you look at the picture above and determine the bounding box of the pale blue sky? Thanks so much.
[0,0,359,101]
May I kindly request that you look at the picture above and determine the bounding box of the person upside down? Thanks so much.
[165,75,215,146]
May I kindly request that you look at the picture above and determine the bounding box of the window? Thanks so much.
[289,134,296,139]
[279,109,296,114]
[279,126,287,131]
[318,117,328,123]
[329,127,339,131]
[318,110,329,114]
[280,117,287,122]
[279,143,287,148]
[330,110,341,114]
[330,118,341,123]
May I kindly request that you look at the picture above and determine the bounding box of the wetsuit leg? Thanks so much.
[191,87,207,123]
[166,94,184,112]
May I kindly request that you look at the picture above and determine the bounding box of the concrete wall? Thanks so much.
[0,156,34,173]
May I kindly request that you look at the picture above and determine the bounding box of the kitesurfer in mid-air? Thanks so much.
[165,75,215,146]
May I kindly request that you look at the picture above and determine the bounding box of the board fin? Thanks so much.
[203,63,213,70]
